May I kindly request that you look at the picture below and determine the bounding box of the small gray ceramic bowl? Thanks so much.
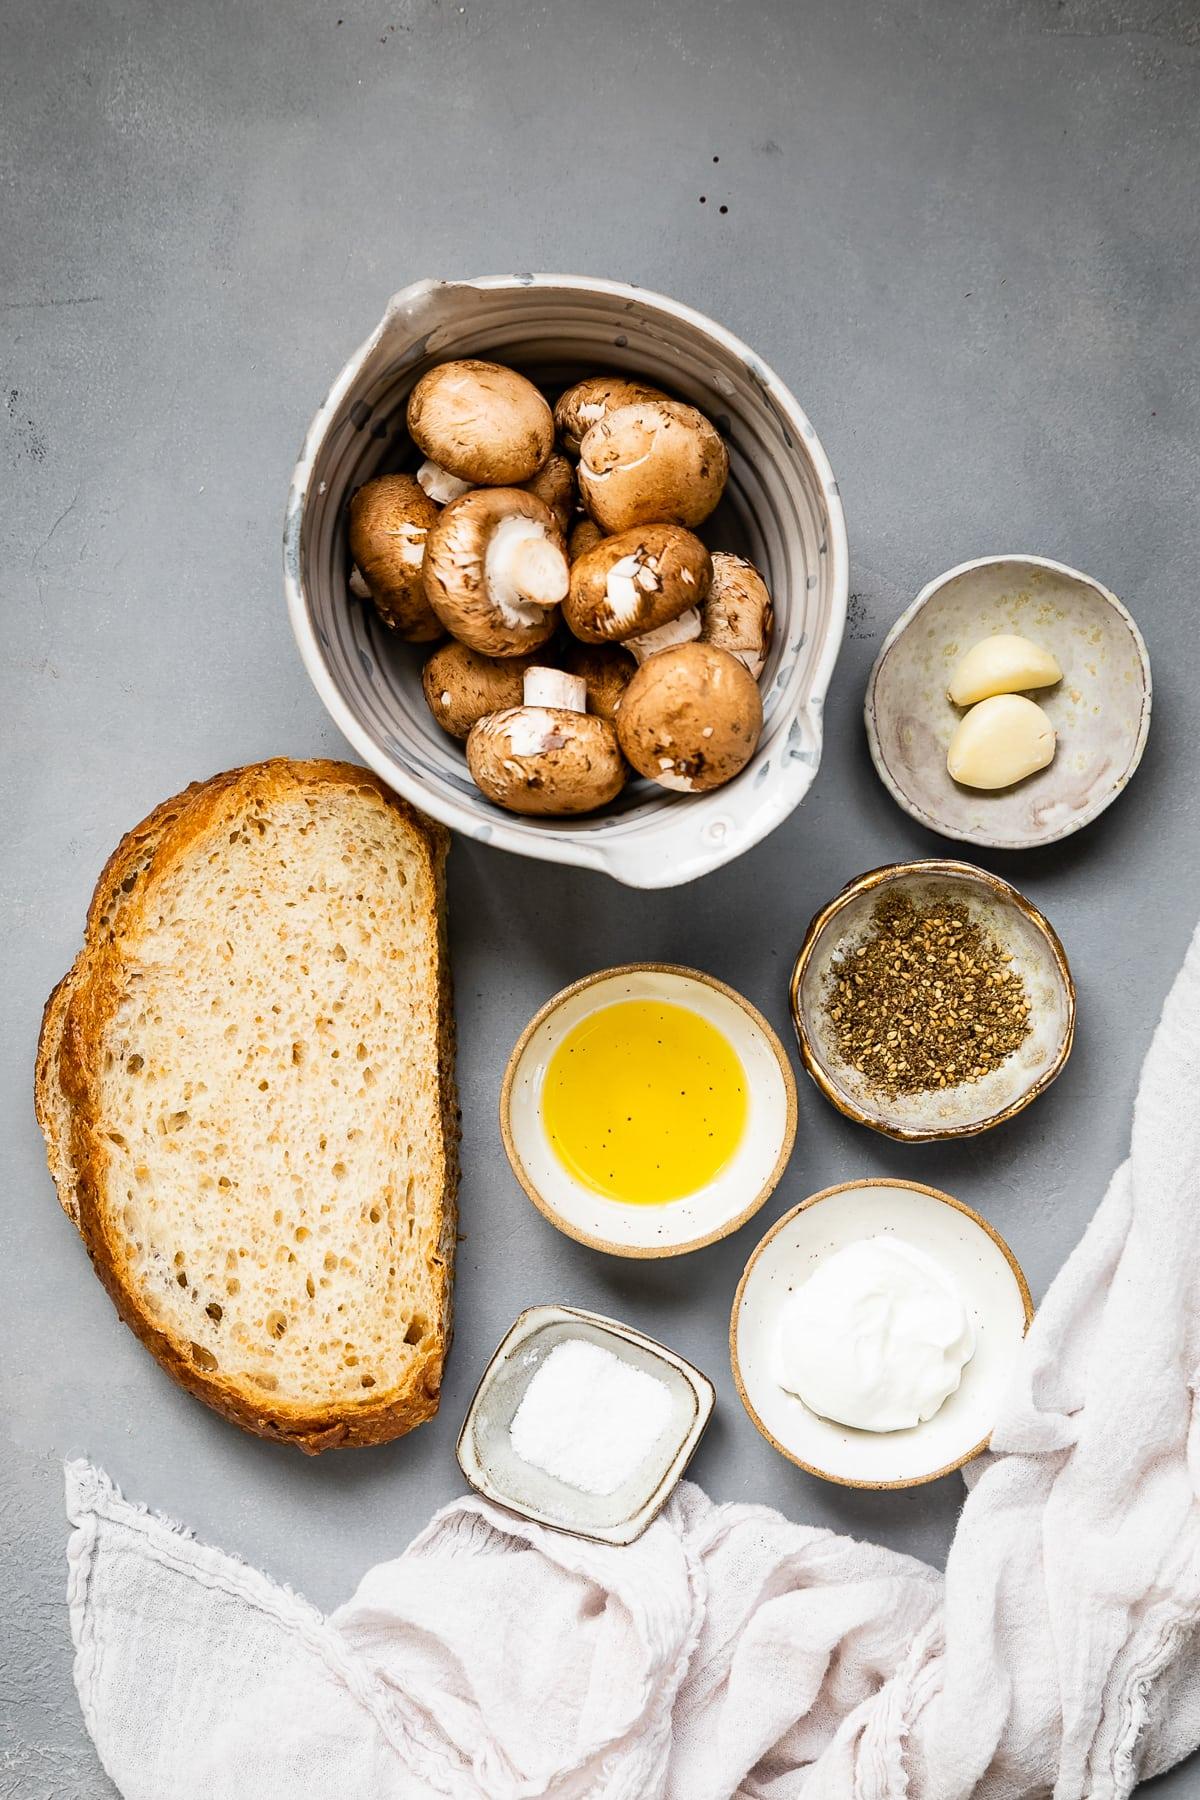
[790,860,1075,1141]
[865,555,1151,850]
[457,1304,714,1545]
[284,275,848,889]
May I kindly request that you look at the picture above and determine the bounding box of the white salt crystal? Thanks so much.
[509,1338,674,1496]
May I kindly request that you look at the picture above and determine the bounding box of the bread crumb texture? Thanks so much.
[38,761,457,1452]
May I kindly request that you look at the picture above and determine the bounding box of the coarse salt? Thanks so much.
[508,1338,674,1496]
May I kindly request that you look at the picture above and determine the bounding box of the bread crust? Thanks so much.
[35,759,458,1454]
[36,771,245,1220]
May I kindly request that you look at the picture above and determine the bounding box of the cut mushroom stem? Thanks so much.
[423,488,569,657]
[503,534,571,611]
[523,666,587,710]
[417,460,473,505]
[627,607,702,664]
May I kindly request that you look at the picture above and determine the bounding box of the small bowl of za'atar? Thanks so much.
[790,860,1075,1142]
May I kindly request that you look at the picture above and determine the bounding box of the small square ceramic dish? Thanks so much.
[457,1304,715,1545]
[864,554,1151,849]
[731,1179,1033,1489]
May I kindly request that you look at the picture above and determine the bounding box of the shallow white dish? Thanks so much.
[501,964,798,1258]
[284,273,848,888]
[731,1179,1033,1488]
[457,1303,715,1545]
[865,554,1151,849]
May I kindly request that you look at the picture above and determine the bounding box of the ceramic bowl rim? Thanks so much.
[863,552,1153,850]
[788,858,1076,1142]
[499,962,799,1258]
[455,1300,716,1544]
[729,1177,1035,1490]
[283,272,849,888]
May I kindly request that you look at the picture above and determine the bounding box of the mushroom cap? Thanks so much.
[564,524,712,645]
[577,399,728,533]
[347,474,443,641]
[422,487,567,658]
[568,517,605,562]
[520,452,577,536]
[421,639,545,740]
[562,641,637,726]
[407,359,554,486]
[554,374,669,456]
[699,551,774,679]
[616,641,764,793]
[466,707,627,816]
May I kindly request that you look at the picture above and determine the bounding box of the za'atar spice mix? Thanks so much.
[823,892,1031,1097]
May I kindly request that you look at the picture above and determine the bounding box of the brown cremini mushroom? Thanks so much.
[563,524,711,645]
[407,359,553,487]
[347,474,443,640]
[577,399,728,533]
[568,517,605,562]
[699,551,774,679]
[421,639,547,740]
[616,641,763,793]
[554,374,669,456]
[520,452,577,536]
[422,488,569,658]
[466,667,627,815]
[561,641,637,725]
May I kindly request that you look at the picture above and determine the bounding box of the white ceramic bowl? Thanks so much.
[731,1180,1033,1488]
[284,275,848,888]
[457,1303,715,1545]
[865,555,1151,849]
[500,964,798,1257]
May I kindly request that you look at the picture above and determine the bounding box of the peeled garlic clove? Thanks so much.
[948,633,1062,706]
[947,694,1056,790]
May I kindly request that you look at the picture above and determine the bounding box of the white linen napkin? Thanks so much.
[64,919,1200,1799]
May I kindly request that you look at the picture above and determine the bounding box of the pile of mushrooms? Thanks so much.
[346,357,776,817]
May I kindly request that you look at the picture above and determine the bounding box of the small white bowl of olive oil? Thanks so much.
[500,964,798,1258]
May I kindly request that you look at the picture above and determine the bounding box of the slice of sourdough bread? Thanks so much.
[35,760,457,1452]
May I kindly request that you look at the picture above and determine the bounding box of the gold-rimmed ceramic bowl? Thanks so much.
[790,860,1075,1142]
[731,1179,1034,1489]
[500,964,798,1258]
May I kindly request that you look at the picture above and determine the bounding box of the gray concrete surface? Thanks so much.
[3,0,1199,1792]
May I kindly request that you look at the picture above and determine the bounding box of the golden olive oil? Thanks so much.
[541,999,747,1204]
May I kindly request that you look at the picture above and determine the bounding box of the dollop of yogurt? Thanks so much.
[774,1236,975,1432]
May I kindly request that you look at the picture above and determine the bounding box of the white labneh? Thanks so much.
[774,1236,976,1432]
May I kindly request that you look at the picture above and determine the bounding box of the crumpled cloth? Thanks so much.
[65,920,1200,1800]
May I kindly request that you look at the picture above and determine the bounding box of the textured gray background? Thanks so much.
[3,0,1198,1792]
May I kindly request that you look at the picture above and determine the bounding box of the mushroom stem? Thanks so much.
[509,536,570,608]
[523,667,587,712]
[627,607,702,664]
[417,460,472,505]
